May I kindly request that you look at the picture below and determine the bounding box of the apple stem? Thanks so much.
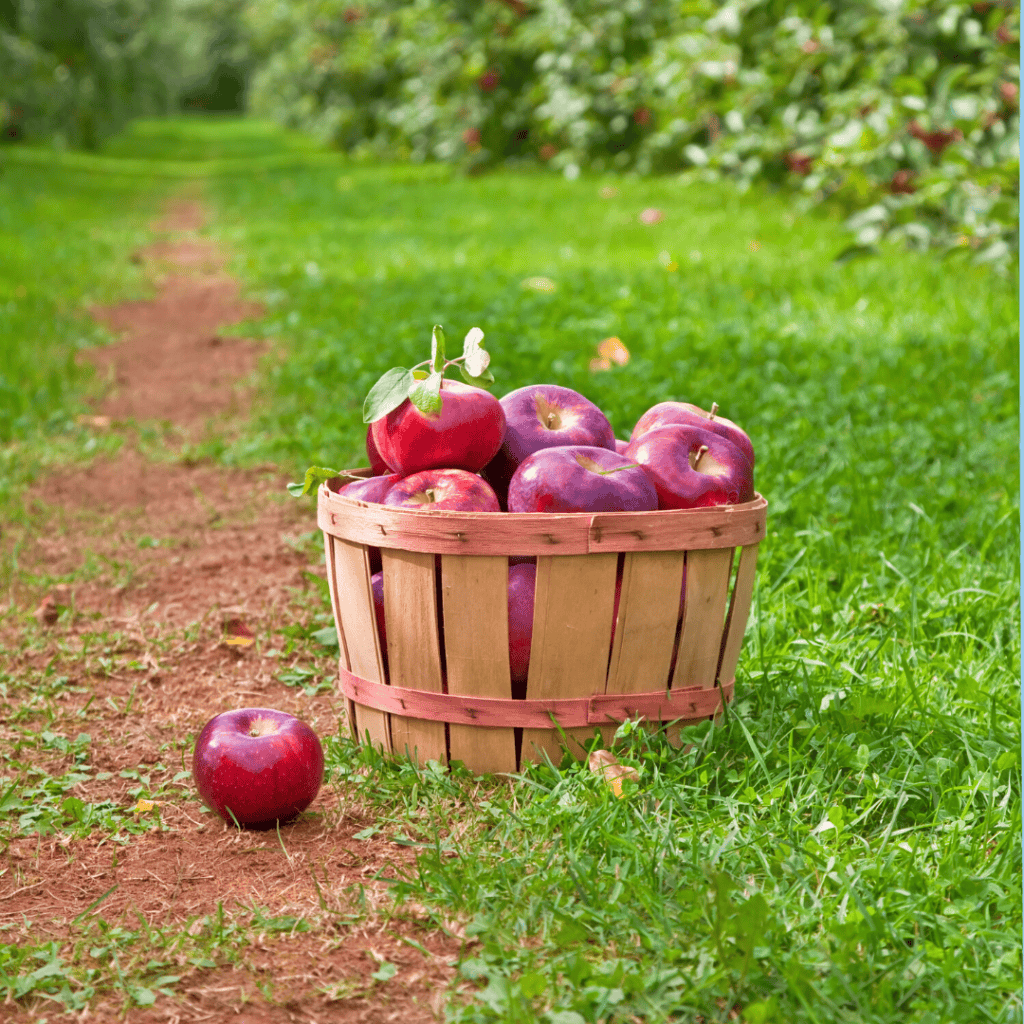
[693,444,709,468]
[709,402,718,421]
[598,464,642,476]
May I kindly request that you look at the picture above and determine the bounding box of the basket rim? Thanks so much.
[318,470,767,555]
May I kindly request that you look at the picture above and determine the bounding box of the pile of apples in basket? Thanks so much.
[331,324,755,515]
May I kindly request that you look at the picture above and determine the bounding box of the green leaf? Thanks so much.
[287,466,341,499]
[408,371,443,415]
[458,362,495,388]
[371,960,398,983]
[363,367,415,424]
[431,324,446,373]
[310,626,339,647]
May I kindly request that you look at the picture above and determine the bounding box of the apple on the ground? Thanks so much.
[371,379,506,476]
[625,424,754,509]
[507,445,658,513]
[192,709,324,829]
[631,401,755,469]
[383,468,501,512]
[484,384,616,504]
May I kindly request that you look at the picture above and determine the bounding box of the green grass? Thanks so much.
[0,117,1019,1022]
[205,158,1020,1023]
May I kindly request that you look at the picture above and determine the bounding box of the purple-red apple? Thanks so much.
[371,379,506,476]
[483,385,616,503]
[192,709,324,829]
[625,425,754,509]
[508,562,536,698]
[507,445,658,513]
[384,468,501,512]
[614,438,631,455]
[366,426,389,475]
[371,570,388,672]
[631,401,755,469]
[337,473,400,504]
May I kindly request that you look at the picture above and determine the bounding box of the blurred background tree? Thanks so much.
[1,0,1017,259]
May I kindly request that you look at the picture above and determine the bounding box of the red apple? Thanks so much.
[614,438,631,455]
[371,570,388,671]
[337,473,400,504]
[625,424,754,509]
[631,401,755,468]
[508,562,536,698]
[371,379,506,476]
[192,709,324,829]
[483,384,616,503]
[383,468,501,512]
[507,445,658,513]
[366,426,389,475]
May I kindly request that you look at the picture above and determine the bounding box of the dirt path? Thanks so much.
[1,197,458,1021]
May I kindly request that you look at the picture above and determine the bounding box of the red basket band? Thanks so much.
[339,667,732,730]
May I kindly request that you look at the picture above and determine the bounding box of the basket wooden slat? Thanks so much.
[317,498,767,556]
[381,549,447,764]
[521,553,619,765]
[718,543,760,689]
[672,547,734,693]
[440,555,518,773]
[332,537,391,753]
[604,550,686,745]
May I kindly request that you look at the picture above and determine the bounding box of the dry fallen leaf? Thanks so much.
[587,749,640,798]
[133,799,159,814]
[598,336,630,366]
[223,617,256,648]
[521,276,557,293]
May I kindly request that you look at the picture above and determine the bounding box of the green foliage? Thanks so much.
[243,0,1018,259]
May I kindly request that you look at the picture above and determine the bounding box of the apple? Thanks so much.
[371,570,388,672]
[371,379,506,476]
[508,562,536,697]
[337,473,399,504]
[614,438,631,455]
[625,424,754,509]
[630,401,755,469]
[483,384,616,504]
[383,468,501,512]
[366,426,389,475]
[507,445,658,513]
[192,709,324,829]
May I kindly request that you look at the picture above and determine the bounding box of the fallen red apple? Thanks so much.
[508,562,536,697]
[625,424,754,509]
[507,445,658,513]
[371,379,506,476]
[630,401,755,468]
[383,468,501,512]
[337,473,400,504]
[483,384,616,504]
[192,709,324,829]
[366,426,389,475]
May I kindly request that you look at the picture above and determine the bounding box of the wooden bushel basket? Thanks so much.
[318,471,767,774]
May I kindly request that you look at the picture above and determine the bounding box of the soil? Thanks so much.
[1,198,462,1022]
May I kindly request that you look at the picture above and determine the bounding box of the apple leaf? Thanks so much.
[462,327,491,376]
[431,324,446,373]
[458,362,495,387]
[287,465,342,498]
[363,367,415,424]
[408,370,443,415]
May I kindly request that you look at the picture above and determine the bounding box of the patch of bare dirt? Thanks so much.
[1,197,464,1022]
[80,203,266,429]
